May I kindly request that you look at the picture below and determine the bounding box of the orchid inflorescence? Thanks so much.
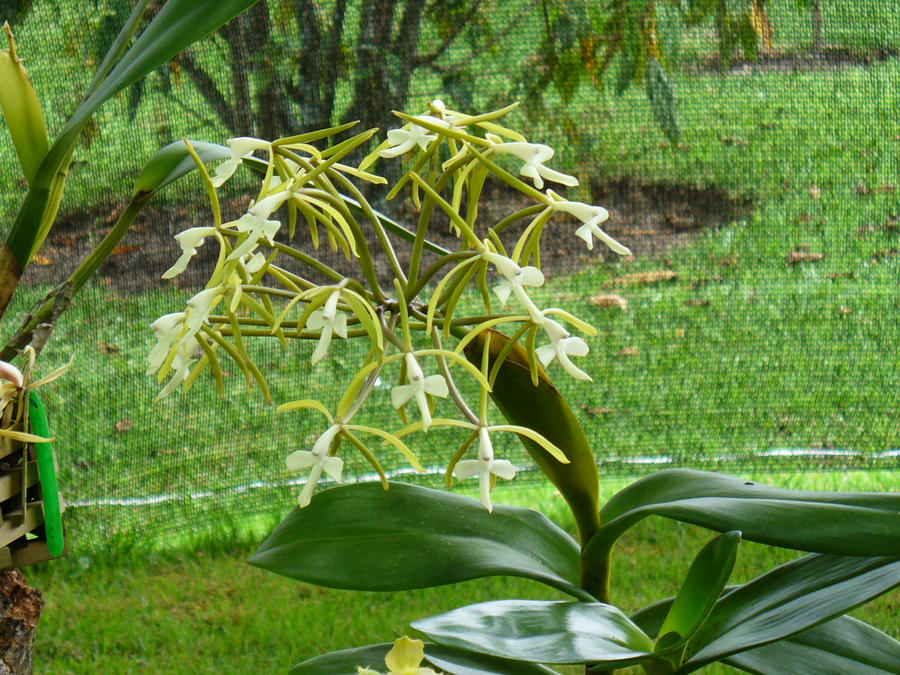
[149,101,629,511]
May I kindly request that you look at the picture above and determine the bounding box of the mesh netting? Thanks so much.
[1,1,898,554]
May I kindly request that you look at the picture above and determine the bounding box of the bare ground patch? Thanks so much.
[22,178,751,293]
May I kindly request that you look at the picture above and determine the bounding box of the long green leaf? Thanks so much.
[413,600,654,666]
[289,642,561,675]
[723,616,900,675]
[602,470,900,522]
[464,331,601,546]
[248,482,590,600]
[584,470,900,565]
[655,531,741,655]
[683,554,900,668]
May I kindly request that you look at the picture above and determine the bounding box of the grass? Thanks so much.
[1,2,899,672]
[27,474,900,673]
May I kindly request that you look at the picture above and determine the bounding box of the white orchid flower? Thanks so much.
[487,135,578,190]
[536,315,592,381]
[211,137,270,188]
[185,287,223,337]
[156,335,201,398]
[453,426,517,512]
[286,424,345,508]
[390,353,449,431]
[162,227,218,279]
[546,189,630,255]
[147,312,187,375]
[306,290,348,364]
[379,116,448,158]
[481,249,545,312]
[227,190,290,261]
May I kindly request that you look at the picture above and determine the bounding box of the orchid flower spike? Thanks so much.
[453,426,517,512]
[536,315,592,381]
[286,424,344,508]
[487,134,578,190]
[546,189,630,256]
[162,226,218,279]
[390,353,448,431]
[379,116,448,158]
[211,137,270,187]
[306,290,348,364]
[481,249,544,312]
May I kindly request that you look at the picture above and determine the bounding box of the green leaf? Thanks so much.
[584,469,900,564]
[464,331,601,545]
[248,482,591,600]
[602,470,900,524]
[132,140,230,198]
[723,616,900,675]
[646,58,680,144]
[655,531,741,654]
[413,600,654,666]
[423,644,562,675]
[0,24,49,185]
[289,642,561,675]
[289,643,391,675]
[683,554,900,667]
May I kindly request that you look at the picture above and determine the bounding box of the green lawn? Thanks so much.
[2,2,900,672]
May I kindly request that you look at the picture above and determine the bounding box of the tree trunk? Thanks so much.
[811,1,823,55]
[0,570,42,674]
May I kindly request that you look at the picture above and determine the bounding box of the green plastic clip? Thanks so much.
[28,392,63,557]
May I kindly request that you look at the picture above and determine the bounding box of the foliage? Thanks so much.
[147,102,900,673]
[0,0,262,379]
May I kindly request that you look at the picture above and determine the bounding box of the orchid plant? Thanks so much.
[152,102,900,674]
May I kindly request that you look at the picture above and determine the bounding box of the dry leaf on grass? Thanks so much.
[618,346,639,356]
[605,269,676,288]
[786,251,824,264]
[589,293,628,312]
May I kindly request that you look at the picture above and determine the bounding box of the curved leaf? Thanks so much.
[723,616,900,675]
[602,470,900,523]
[655,531,741,654]
[684,554,900,667]
[413,600,654,666]
[584,470,900,565]
[464,331,601,545]
[289,642,560,675]
[132,140,230,198]
[249,482,590,600]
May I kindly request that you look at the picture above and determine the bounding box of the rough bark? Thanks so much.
[0,570,42,675]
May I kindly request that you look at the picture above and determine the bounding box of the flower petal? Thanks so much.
[453,459,481,481]
[285,450,317,471]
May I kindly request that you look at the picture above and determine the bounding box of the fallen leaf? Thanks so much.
[618,346,639,356]
[110,244,142,257]
[605,270,676,287]
[854,182,871,196]
[808,184,821,199]
[786,251,824,264]
[98,341,120,355]
[32,254,52,266]
[685,299,710,307]
[839,306,852,315]
[116,419,132,433]
[589,293,628,312]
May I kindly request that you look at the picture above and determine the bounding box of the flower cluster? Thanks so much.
[150,101,629,511]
